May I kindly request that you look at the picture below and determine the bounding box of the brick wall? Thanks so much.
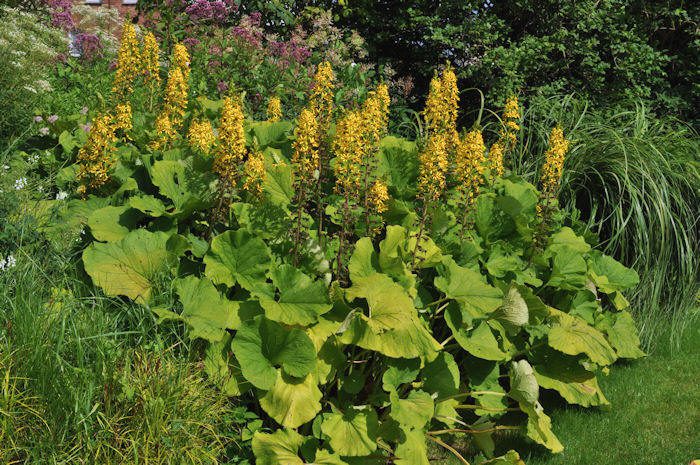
[75,0,138,21]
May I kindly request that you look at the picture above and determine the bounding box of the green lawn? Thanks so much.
[436,318,700,465]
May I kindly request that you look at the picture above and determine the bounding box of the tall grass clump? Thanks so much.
[508,95,699,347]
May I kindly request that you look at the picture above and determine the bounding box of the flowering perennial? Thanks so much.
[172,43,190,81]
[188,119,216,154]
[368,179,389,215]
[266,96,282,122]
[243,149,266,198]
[332,109,364,197]
[310,61,335,135]
[112,23,140,99]
[76,113,117,195]
[291,108,320,191]
[213,96,246,188]
[142,32,161,90]
[539,126,570,199]
[113,102,132,133]
[500,95,521,152]
[455,129,486,212]
[424,65,459,148]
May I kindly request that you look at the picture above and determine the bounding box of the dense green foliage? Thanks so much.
[329,0,699,118]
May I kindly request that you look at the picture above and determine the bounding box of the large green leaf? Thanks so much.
[174,276,240,342]
[389,389,434,429]
[421,351,459,398]
[467,359,508,416]
[546,246,588,290]
[204,229,272,295]
[382,358,421,392]
[394,428,430,465]
[263,158,294,207]
[546,227,591,255]
[321,408,379,456]
[435,257,503,315]
[82,229,176,304]
[150,159,211,215]
[596,311,645,359]
[521,403,563,453]
[259,370,322,428]
[376,135,419,199]
[232,316,316,390]
[548,308,617,366]
[253,429,304,465]
[342,274,441,359]
[532,348,609,407]
[259,264,332,325]
[588,251,640,293]
[87,205,141,242]
[129,195,167,217]
[444,313,508,362]
[204,336,250,396]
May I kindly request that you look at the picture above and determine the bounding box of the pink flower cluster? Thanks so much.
[231,12,263,48]
[185,0,228,23]
[47,0,74,30]
[269,28,312,66]
[76,33,103,61]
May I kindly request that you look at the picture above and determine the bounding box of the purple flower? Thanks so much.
[80,123,91,133]
[76,33,103,61]
[231,13,264,48]
[47,0,74,30]
[217,81,229,93]
[34,116,44,123]
[182,37,201,49]
[185,0,228,23]
[80,106,89,115]
[47,115,59,124]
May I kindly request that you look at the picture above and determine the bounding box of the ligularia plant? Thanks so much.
[44,31,644,464]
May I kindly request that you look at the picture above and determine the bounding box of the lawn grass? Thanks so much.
[434,316,700,465]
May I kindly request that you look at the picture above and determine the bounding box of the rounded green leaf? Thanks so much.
[204,229,272,295]
[259,370,322,428]
[321,408,379,456]
[174,275,240,342]
[82,229,175,304]
[232,316,316,390]
[389,389,434,429]
[259,264,332,326]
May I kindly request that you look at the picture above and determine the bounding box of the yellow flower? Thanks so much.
[418,132,450,203]
[242,149,266,198]
[310,61,335,134]
[172,43,190,81]
[76,113,117,193]
[424,65,459,149]
[112,23,141,99]
[361,83,390,150]
[188,118,215,154]
[266,96,282,122]
[142,31,161,89]
[499,95,521,152]
[113,102,132,133]
[487,141,505,178]
[291,107,320,190]
[150,65,188,149]
[455,129,486,208]
[213,96,246,187]
[368,179,389,215]
[332,109,364,197]
[539,126,570,197]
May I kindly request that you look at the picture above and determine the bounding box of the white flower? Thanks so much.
[14,177,27,190]
[38,127,49,136]
[27,153,39,164]
[55,190,68,200]
[0,254,17,271]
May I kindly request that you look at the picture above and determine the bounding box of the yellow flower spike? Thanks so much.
[310,61,335,135]
[361,83,390,150]
[172,43,190,81]
[368,179,389,215]
[113,102,132,133]
[418,132,450,203]
[213,96,247,188]
[76,113,117,194]
[291,107,320,190]
[142,32,161,89]
[112,23,141,99]
[266,96,282,122]
[188,118,215,154]
[332,109,365,197]
[455,129,486,207]
[243,150,266,198]
[424,65,459,147]
[163,67,188,128]
[487,141,505,178]
[539,126,570,198]
[499,95,521,153]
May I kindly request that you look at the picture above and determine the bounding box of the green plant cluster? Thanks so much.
[36,94,645,463]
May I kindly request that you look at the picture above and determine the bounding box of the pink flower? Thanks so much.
[34,116,44,123]
[47,115,59,124]
[217,81,229,93]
